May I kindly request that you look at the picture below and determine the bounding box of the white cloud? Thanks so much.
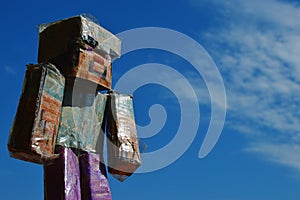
[246,142,300,171]
[193,0,300,170]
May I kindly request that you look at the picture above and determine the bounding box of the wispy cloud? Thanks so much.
[191,0,300,170]
[246,142,300,171]
[4,65,17,75]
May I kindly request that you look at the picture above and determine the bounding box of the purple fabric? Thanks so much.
[44,147,81,200]
[79,152,112,200]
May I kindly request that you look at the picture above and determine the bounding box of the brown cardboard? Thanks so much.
[105,91,142,181]
[49,47,112,90]
[8,63,65,164]
[38,15,121,63]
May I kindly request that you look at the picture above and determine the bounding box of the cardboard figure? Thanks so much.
[8,15,142,200]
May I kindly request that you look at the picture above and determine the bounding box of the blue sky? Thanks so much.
[1,0,300,199]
